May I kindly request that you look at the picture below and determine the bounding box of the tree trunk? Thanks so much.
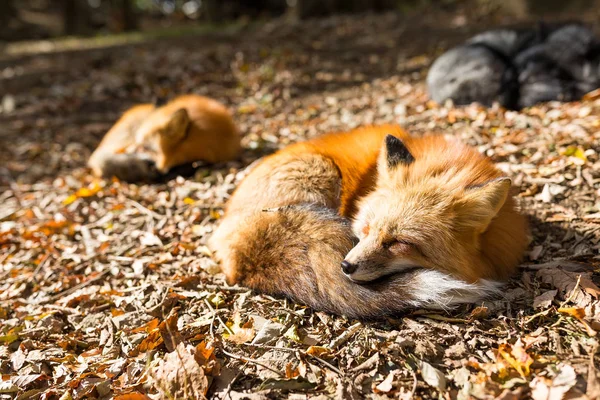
[63,0,78,35]
[0,0,17,26]
[120,0,138,31]
[109,0,138,32]
[203,0,223,22]
[63,0,93,35]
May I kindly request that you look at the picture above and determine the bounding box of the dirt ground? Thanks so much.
[1,7,600,399]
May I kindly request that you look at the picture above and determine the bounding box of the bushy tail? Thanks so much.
[88,152,159,182]
[210,204,501,319]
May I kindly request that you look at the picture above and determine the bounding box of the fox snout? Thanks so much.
[342,238,422,283]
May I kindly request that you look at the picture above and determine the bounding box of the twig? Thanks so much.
[306,353,343,376]
[127,198,164,220]
[220,349,285,377]
[204,298,234,335]
[32,253,52,279]
[328,322,362,349]
[241,343,343,376]
[560,274,582,308]
[46,269,111,303]
[571,226,600,250]
[224,371,243,400]
[201,284,251,293]
[524,309,552,325]
[409,369,418,398]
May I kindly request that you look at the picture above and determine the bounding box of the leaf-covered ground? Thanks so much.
[1,8,600,400]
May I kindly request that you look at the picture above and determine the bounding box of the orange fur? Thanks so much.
[209,125,529,318]
[88,95,240,181]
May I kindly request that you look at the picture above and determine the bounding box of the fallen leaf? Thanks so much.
[223,312,255,344]
[420,361,446,391]
[374,372,395,393]
[497,340,533,377]
[114,393,151,400]
[469,306,489,320]
[536,268,600,302]
[284,325,301,342]
[533,290,557,309]
[558,307,597,336]
[150,342,209,398]
[251,320,284,345]
[306,346,331,358]
[558,307,585,320]
[158,310,184,352]
[530,364,576,400]
[285,362,300,379]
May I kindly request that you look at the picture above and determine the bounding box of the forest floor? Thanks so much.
[1,6,600,400]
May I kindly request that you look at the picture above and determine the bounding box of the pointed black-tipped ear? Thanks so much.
[385,135,414,169]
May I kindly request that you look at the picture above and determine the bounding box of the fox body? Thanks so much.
[209,125,529,318]
[88,95,240,181]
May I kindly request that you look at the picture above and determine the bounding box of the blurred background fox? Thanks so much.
[88,94,240,181]
[209,125,529,318]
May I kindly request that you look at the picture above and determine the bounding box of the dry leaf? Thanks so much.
[558,307,597,336]
[306,346,331,358]
[158,310,184,352]
[374,372,395,393]
[150,342,209,399]
[497,340,533,377]
[533,290,557,309]
[420,361,446,391]
[114,393,151,400]
[530,364,576,400]
[223,312,255,344]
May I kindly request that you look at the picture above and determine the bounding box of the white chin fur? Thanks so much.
[407,269,502,310]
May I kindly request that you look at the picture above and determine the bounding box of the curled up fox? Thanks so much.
[209,125,529,318]
[88,94,240,182]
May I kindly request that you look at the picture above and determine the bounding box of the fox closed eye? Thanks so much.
[383,239,412,250]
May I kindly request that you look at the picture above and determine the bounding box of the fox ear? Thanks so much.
[161,108,190,141]
[382,135,414,169]
[459,177,512,232]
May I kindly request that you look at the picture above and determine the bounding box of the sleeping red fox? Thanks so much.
[209,125,529,318]
[88,95,240,181]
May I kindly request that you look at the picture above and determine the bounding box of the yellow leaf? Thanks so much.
[558,307,586,320]
[306,346,331,357]
[62,194,78,205]
[63,182,102,205]
[497,341,533,377]
[223,313,255,344]
[558,307,596,336]
[563,146,587,162]
[284,325,301,342]
[209,293,225,308]
[183,197,195,205]
[76,182,102,197]
[0,333,19,344]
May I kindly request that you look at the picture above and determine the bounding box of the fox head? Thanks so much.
[132,108,191,172]
[343,135,512,284]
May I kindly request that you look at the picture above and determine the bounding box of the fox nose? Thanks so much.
[341,260,357,275]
